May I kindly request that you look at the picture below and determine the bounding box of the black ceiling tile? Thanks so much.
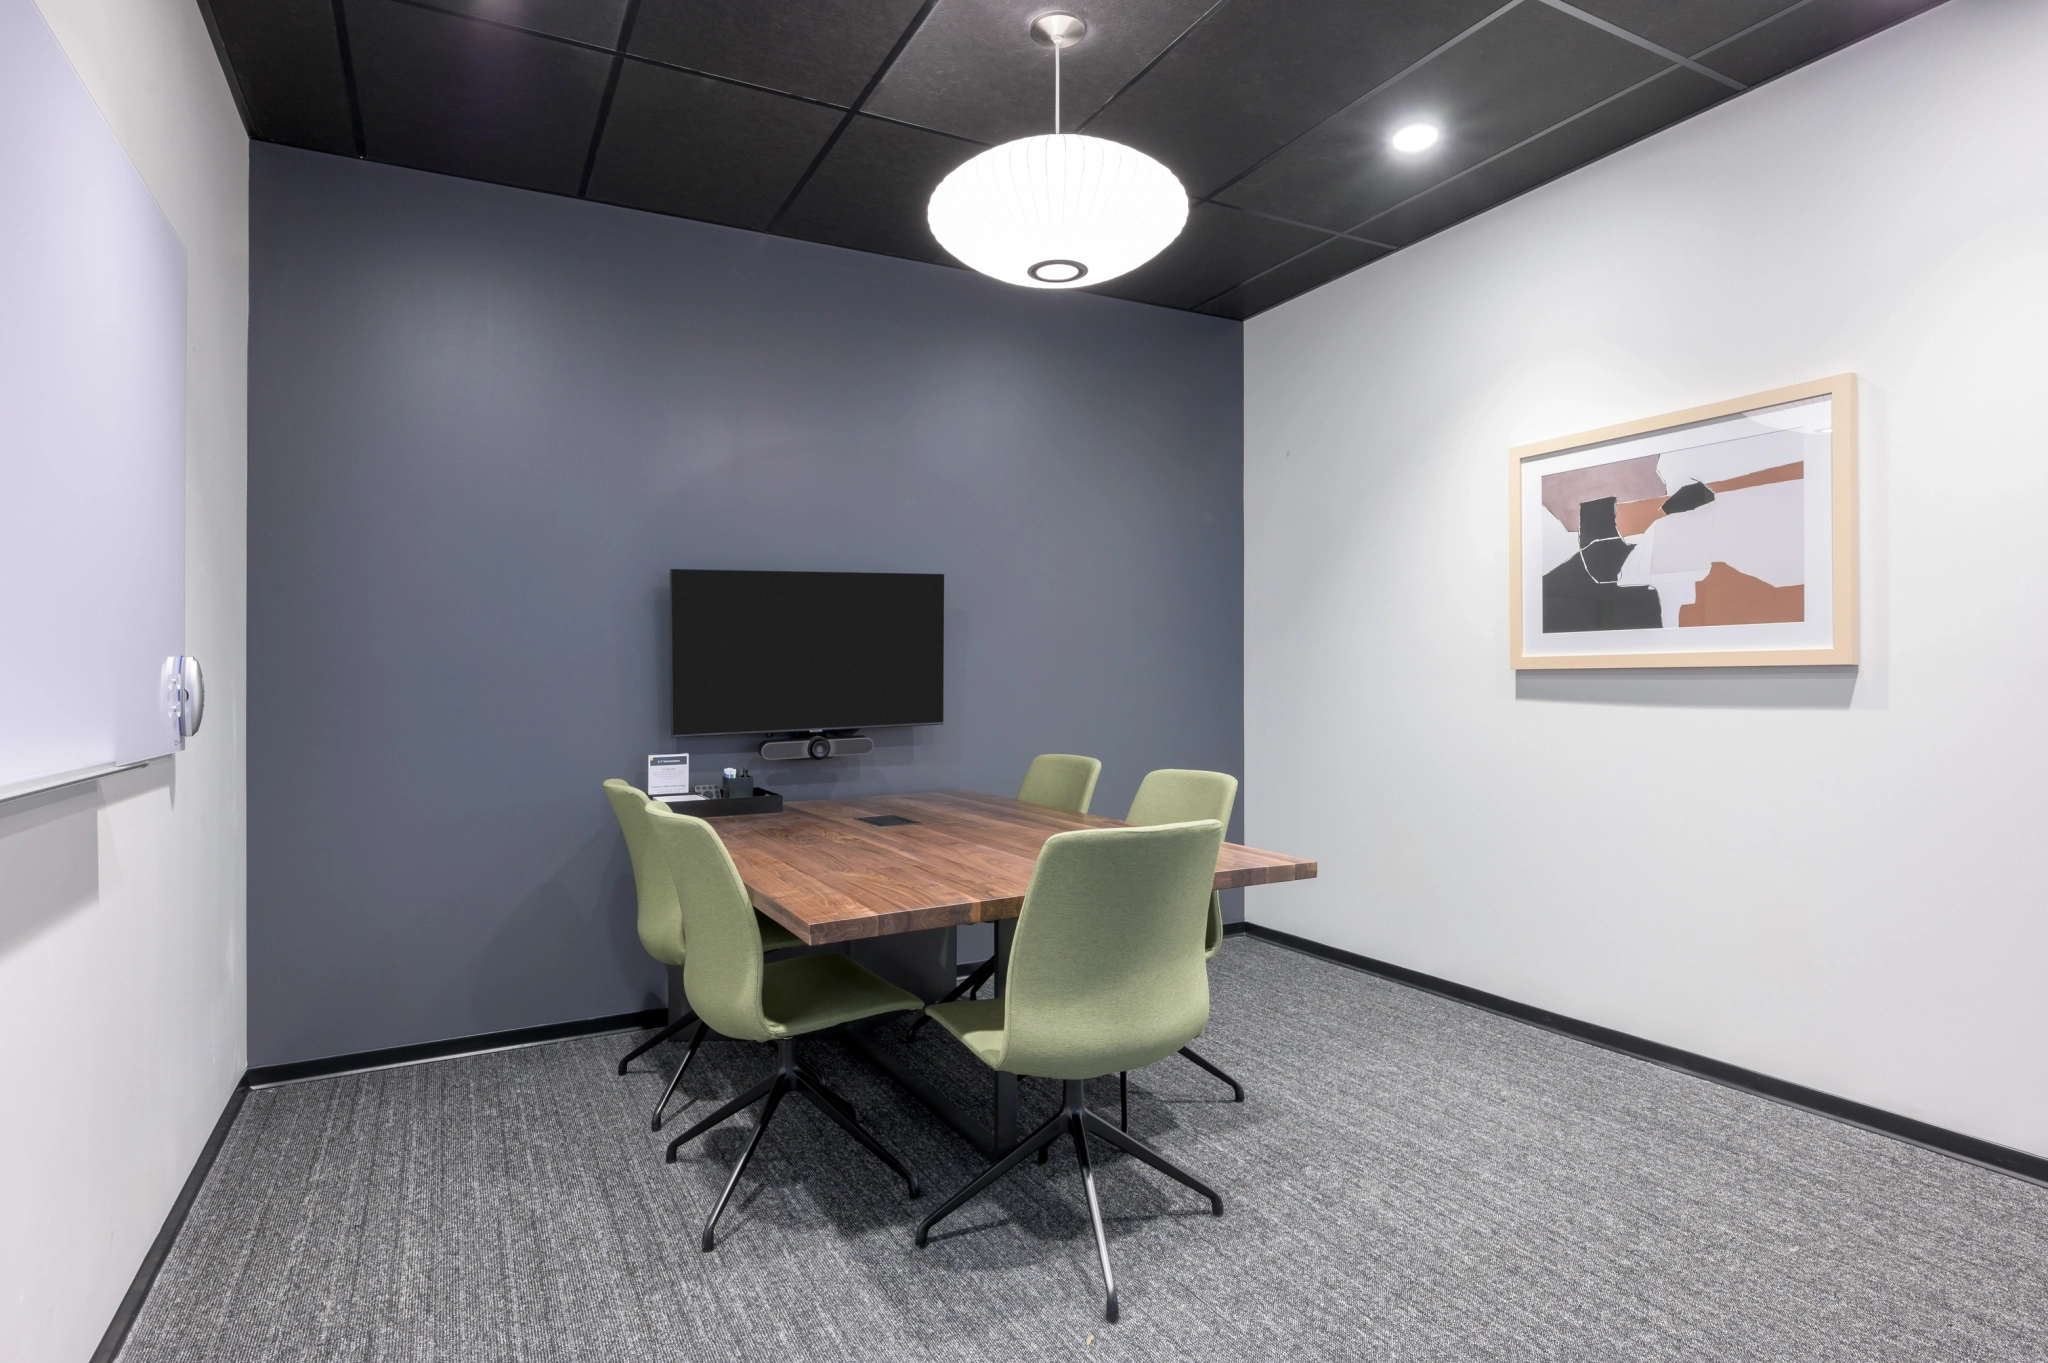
[1695,0,1948,86]
[207,0,357,153]
[864,0,1214,147]
[1091,204,1330,310]
[628,0,928,106]
[1361,66,1731,249]
[1194,236,1388,320]
[423,0,631,48]
[1561,0,1803,60]
[775,116,976,264]
[1082,0,1506,200]
[587,63,842,229]
[1215,2,1672,232]
[344,0,613,195]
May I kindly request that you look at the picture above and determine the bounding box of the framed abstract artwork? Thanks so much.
[1510,375,1857,669]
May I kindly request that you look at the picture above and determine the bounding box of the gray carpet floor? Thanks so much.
[120,940,2047,1361]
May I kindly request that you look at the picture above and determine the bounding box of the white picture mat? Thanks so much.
[1518,396,1834,658]
[0,0,187,787]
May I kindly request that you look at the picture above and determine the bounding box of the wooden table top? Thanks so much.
[704,789,1317,946]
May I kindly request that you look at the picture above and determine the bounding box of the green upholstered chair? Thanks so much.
[1121,769,1243,1125]
[605,780,802,1132]
[1016,752,1102,814]
[916,819,1227,1323]
[645,802,925,1251]
[909,752,1105,1039]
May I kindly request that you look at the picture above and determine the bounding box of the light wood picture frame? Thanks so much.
[1509,375,1857,670]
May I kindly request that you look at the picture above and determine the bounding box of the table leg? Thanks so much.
[992,919,1017,1154]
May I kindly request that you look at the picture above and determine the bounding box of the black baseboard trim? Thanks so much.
[244,1008,668,1088]
[1238,922,2048,1188]
[90,1081,248,1363]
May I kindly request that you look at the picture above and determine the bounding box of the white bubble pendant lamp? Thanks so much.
[928,13,1187,289]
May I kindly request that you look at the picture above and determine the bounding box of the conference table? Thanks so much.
[701,789,1318,1156]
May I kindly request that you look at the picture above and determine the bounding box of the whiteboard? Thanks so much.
[0,0,187,790]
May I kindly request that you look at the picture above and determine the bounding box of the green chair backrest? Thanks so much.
[997,820,1225,1080]
[643,802,772,1042]
[604,779,685,966]
[1126,769,1238,958]
[1016,753,1102,814]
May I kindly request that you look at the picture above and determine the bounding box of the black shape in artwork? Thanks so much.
[1541,496,1663,633]
[1662,479,1716,515]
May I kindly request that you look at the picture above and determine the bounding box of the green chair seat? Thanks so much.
[760,953,923,1037]
[923,997,1007,1068]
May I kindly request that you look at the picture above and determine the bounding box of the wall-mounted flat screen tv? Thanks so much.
[671,569,944,735]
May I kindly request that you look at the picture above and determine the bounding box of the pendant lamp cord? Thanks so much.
[1053,39,1061,134]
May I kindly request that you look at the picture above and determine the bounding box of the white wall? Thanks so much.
[1244,0,2047,1161]
[0,0,246,1356]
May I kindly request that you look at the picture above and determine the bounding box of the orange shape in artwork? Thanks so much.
[1707,461,1802,494]
[1614,496,1667,538]
[1678,562,1805,627]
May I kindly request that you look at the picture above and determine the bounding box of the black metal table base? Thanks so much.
[845,918,1023,1155]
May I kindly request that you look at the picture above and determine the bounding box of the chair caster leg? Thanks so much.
[1178,1045,1244,1102]
[700,1075,788,1251]
[651,1022,709,1131]
[1071,1112,1118,1324]
[617,1011,696,1075]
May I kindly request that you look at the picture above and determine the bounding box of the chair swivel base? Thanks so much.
[665,1037,920,1250]
[917,1077,1222,1323]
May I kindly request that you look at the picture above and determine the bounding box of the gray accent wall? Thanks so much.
[247,144,1244,1067]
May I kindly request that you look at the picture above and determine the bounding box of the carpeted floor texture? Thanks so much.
[120,939,2047,1361]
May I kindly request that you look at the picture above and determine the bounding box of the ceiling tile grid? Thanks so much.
[200,0,1951,317]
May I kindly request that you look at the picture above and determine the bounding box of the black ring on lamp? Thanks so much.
[1028,258,1088,283]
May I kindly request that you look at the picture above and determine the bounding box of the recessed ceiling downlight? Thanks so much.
[1390,122,1441,153]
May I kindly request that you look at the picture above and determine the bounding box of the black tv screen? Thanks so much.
[670,570,944,735]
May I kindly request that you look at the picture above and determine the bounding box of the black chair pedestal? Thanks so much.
[916,1077,1222,1323]
[665,1037,921,1250]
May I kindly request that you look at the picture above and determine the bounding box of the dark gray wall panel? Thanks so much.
[247,144,1244,1067]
